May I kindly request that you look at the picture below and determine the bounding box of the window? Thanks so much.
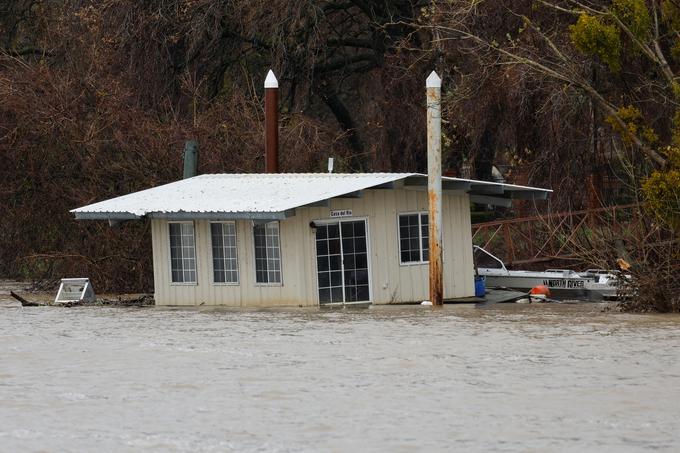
[254,221,281,284]
[169,222,197,283]
[398,213,429,264]
[211,222,239,284]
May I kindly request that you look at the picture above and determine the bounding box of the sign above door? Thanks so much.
[330,209,352,218]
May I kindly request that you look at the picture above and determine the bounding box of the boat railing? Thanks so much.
[545,268,579,277]
[473,245,509,274]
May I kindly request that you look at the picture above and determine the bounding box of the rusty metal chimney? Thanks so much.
[264,70,279,173]
[426,71,443,306]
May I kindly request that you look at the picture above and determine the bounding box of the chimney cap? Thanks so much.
[426,71,441,88]
[264,70,279,89]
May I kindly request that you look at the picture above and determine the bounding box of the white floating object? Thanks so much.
[55,278,96,304]
[421,300,433,306]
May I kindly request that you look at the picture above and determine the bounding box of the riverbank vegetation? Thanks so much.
[0,1,677,311]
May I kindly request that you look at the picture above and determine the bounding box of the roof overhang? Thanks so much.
[74,212,141,220]
[71,173,552,221]
[146,210,296,221]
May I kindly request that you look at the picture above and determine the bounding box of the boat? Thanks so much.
[473,246,620,301]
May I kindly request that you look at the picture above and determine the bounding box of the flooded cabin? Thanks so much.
[72,173,549,307]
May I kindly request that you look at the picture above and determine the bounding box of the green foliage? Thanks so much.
[672,110,680,146]
[570,1,651,70]
[570,14,622,71]
[612,0,651,42]
[642,147,680,231]
[671,39,680,62]
[661,0,680,29]
[605,105,658,145]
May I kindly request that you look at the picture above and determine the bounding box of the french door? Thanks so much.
[315,219,370,305]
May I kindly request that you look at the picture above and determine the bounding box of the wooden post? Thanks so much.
[264,70,279,173]
[427,71,443,306]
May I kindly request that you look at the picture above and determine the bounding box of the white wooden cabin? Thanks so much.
[72,173,550,307]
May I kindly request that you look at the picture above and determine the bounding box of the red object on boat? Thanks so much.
[530,285,551,297]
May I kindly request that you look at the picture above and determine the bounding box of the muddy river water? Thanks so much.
[1,299,679,452]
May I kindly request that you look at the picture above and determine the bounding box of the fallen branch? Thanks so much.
[10,291,43,307]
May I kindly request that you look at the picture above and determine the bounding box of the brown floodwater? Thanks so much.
[1,297,679,452]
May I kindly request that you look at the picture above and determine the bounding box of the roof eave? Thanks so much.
[147,210,296,220]
[73,212,141,220]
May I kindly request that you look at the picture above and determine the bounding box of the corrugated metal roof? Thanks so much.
[71,173,551,220]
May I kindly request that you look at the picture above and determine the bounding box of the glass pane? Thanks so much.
[331,287,344,302]
[330,271,342,286]
[328,239,341,255]
[317,256,329,272]
[316,225,327,240]
[356,285,369,301]
[346,286,358,302]
[329,255,342,271]
[319,289,331,303]
[400,226,410,239]
[318,272,330,288]
[169,223,181,237]
[316,240,328,256]
[342,238,354,253]
[327,224,340,238]
[341,222,353,237]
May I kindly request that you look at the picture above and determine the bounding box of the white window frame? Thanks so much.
[312,216,373,305]
[209,221,240,286]
[168,221,198,285]
[397,211,429,266]
[252,221,283,286]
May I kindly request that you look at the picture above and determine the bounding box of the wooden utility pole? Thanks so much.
[264,70,279,173]
[427,71,443,306]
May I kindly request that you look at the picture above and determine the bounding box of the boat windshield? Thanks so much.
[473,246,508,272]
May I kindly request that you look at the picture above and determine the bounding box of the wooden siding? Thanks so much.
[151,189,474,306]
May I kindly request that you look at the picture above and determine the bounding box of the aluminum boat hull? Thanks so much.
[478,269,618,301]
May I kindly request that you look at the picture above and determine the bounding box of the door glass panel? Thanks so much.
[316,224,344,304]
